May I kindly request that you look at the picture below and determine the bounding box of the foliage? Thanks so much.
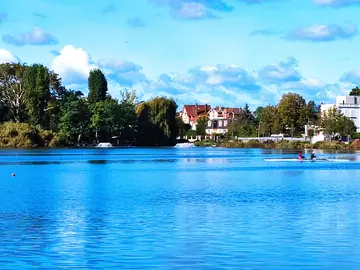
[0,63,28,123]
[0,122,59,148]
[278,93,307,135]
[196,115,209,135]
[258,106,281,136]
[23,64,51,127]
[349,86,360,96]
[176,117,191,137]
[59,95,90,145]
[321,106,356,138]
[136,97,178,146]
[88,69,108,104]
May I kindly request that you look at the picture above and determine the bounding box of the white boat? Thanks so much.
[264,158,350,162]
[96,142,113,148]
[174,142,196,148]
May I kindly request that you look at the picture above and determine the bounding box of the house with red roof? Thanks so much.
[206,107,242,135]
[180,104,211,130]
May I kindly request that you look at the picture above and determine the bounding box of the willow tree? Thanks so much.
[23,64,51,127]
[136,97,177,146]
[88,69,108,105]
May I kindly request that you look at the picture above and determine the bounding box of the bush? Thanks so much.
[0,122,60,148]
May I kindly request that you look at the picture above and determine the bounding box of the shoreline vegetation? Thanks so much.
[195,139,360,150]
[1,63,360,149]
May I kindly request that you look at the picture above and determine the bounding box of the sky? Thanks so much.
[1,0,360,109]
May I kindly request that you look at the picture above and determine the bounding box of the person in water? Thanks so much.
[310,152,316,161]
[298,152,305,160]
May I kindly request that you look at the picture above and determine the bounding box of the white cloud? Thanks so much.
[0,49,19,63]
[51,45,96,85]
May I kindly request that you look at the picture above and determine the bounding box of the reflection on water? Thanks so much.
[1,148,360,269]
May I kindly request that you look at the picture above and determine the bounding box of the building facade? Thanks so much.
[205,107,241,135]
[321,96,360,132]
[180,104,211,130]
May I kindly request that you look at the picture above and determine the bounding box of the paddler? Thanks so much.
[298,151,304,161]
[310,151,316,161]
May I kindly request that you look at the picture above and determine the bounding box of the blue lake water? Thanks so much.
[1,147,360,269]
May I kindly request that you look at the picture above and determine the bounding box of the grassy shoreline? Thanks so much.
[194,139,360,150]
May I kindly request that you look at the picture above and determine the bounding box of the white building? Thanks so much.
[205,107,241,135]
[321,95,360,132]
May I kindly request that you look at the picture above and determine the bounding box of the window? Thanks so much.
[219,120,223,127]
[224,120,228,126]
[355,97,358,105]
[208,121,211,127]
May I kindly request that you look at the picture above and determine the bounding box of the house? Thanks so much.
[321,95,360,132]
[206,107,242,135]
[304,124,326,143]
[180,104,211,130]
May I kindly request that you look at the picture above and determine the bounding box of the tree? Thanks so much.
[254,106,263,123]
[176,117,191,137]
[23,64,51,127]
[136,97,178,146]
[88,69,108,104]
[240,103,255,123]
[196,115,208,136]
[349,87,360,96]
[321,106,356,139]
[90,99,119,142]
[259,106,281,136]
[278,93,306,136]
[59,96,90,145]
[0,63,28,122]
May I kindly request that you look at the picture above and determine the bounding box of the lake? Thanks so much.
[1,147,360,269]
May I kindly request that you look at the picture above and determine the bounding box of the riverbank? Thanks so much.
[195,139,360,150]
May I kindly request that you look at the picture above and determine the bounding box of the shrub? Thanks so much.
[0,122,60,148]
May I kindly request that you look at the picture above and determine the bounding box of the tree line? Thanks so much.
[0,63,178,146]
[187,92,357,139]
[1,62,358,147]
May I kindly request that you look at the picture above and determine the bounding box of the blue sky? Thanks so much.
[1,0,360,109]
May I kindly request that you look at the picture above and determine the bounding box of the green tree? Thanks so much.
[259,106,281,136]
[278,93,307,136]
[321,106,356,139]
[23,64,51,127]
[136,97,178,146]
[176,117,191,137]
[88,69,108,104]
[349,86,360,96]
[0,63,28,122]
[254,106,264,123]
[196,115,209,136]
[59,95,90,145]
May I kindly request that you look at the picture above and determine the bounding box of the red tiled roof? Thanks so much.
[183,104,211,117]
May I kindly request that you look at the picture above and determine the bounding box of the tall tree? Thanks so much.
[259,106,281,136]
[0,63,28,122]
[23,64,51,127]
[349,86,360,96]
[59,95,90,145]
[136,97,177,146]
[88,69,108,104]
[278,92,306,136]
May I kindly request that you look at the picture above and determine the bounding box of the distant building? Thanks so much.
[206,107,242,135]
[321,95,360,132]
[180,104,211,130]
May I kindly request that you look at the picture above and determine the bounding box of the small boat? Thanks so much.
[174,142,195,148]
[264,158,350,162]
[96,142,113,148]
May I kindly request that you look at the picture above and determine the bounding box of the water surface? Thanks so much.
[1,147,360,269]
